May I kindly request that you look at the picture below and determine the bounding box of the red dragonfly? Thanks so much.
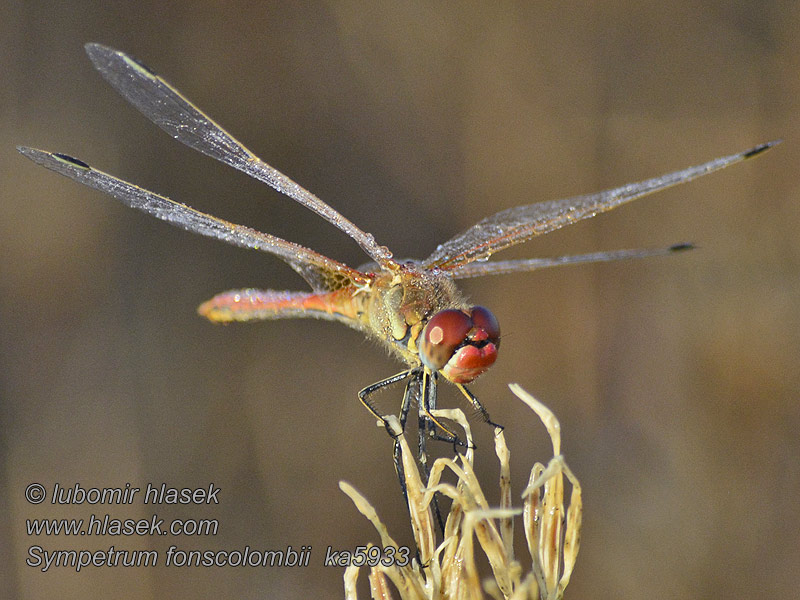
[19,44,776,456]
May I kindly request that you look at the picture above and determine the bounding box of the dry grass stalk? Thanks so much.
[340,384,582,600]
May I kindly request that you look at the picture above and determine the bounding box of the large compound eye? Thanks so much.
[419,306,502,384]
[419,309,472,371]
[470,306,500,345]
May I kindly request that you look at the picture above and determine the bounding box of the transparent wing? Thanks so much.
[424,142,779,270]
[84,43,394,269]
[449,244,693,279]
[17,147,370,293]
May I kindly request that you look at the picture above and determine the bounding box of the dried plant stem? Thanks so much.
[341,384,582,600]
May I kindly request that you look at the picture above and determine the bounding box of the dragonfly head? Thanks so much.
[419,306,500,384]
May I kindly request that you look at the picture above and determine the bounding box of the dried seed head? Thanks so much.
[341,385,582,599]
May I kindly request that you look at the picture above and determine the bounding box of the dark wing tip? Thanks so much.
[669,242,695,253]
[743,140,782,159]
[52,153,91,169]
[18,146,91,170]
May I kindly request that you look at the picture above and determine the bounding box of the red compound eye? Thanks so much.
[470,306,501,345]
[419,309,473,371]
[419,306,502,383]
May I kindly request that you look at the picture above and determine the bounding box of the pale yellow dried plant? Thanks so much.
[341,384,582,600]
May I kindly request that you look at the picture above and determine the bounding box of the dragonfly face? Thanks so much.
[17,44,777,449]
[359,261,500,383]
[419,307,500,384]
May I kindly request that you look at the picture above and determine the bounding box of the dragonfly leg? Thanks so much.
[385,371,445,539]
[419,369,469,453]
[412,370,446,536]
[392,371,422,511]
[357,370,415,438]
[358,368,450,537]
[456,383,504,431]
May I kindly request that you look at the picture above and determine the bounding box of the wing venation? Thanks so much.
[17,146,369,293]
[84,43,394,268]
[424,142,779,270]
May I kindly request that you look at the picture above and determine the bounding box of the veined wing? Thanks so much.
[17,147,370,293]
[449,243,692,278]
[83,43,394,269]
[424,142,779,271]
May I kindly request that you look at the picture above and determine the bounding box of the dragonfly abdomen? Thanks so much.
[197,287,368,329]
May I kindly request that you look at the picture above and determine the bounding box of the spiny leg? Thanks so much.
[417,369,446,536]
[357,369,415,438]
[418,369,467,454]
[418,369,434,468]
[358,369,451,537]
[456,383,504,431]
[358,369,443,535]
[393,370,422,514]
[397,369,418,432]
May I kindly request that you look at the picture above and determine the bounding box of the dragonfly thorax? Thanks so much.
[364,264,500,382]
[363,263,476,371]
[365,262,500,383]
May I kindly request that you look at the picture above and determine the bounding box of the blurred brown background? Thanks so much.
[2,2,798,599]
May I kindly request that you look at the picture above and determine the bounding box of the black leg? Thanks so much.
[358,368,460,538]
[417,369,433,468]
[398,369,418,433]
[417,370,448,536]
[393,371,422,513]
[456,383,504,431]
[357,369,415,437]
[418,369,467,451]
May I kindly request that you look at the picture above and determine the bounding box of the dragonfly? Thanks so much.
[19,44,777,466]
